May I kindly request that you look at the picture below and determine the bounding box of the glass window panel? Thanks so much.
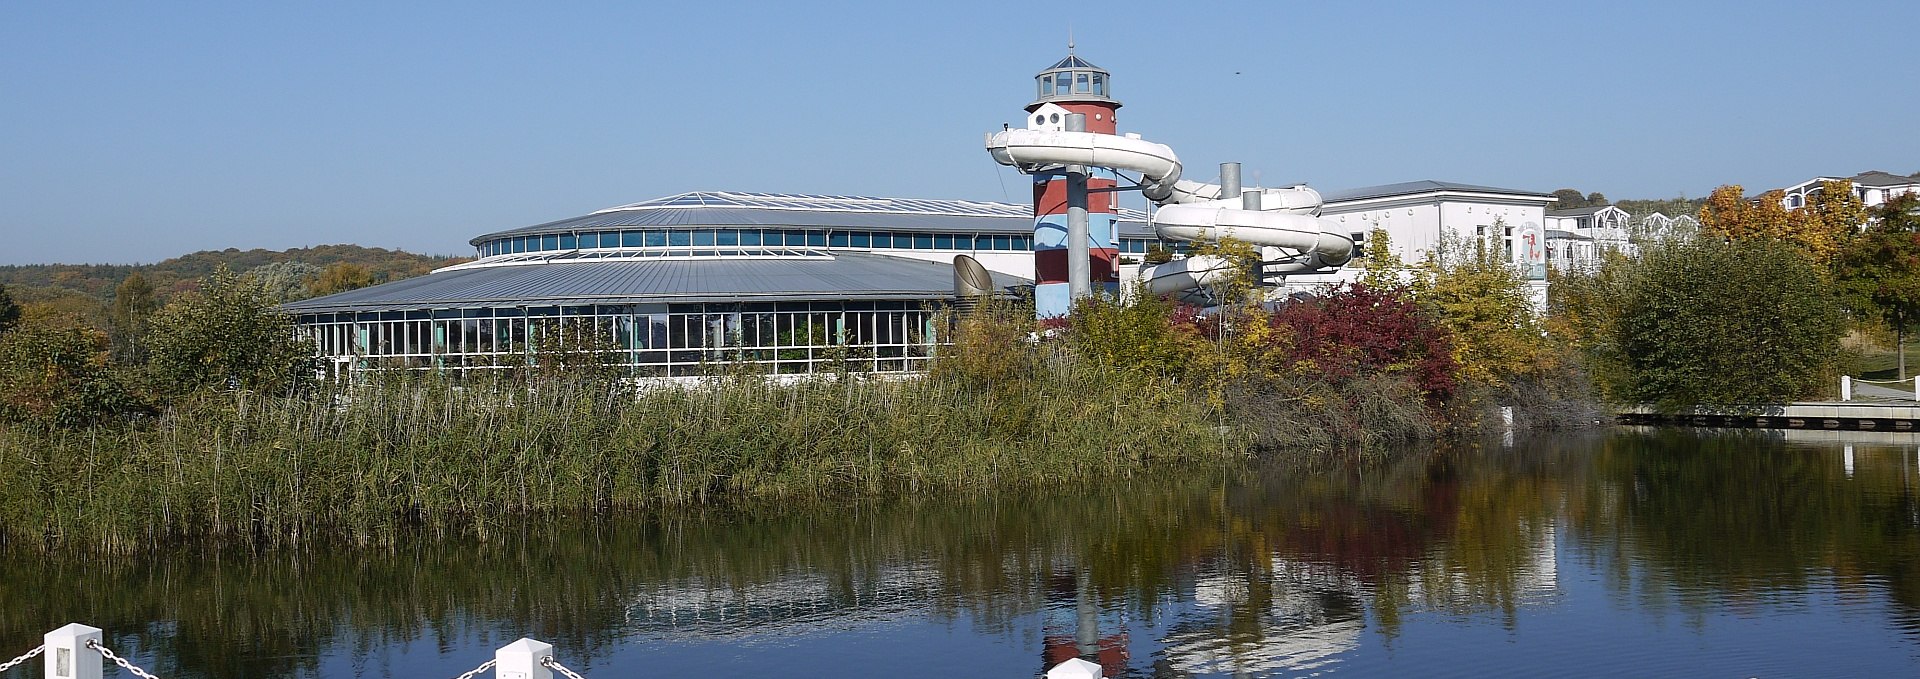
[1093,74,1105,96]
[693,230,715,246]
[1039,76,1051,98]
[806,231,826,247]
[716,229,738,246]
[935,234,954,249]
[1075,73,1089,93]
[871,232,892,248]
[784,230,806,247]
[599,231,620,248]
[740,229,762,246]
[914,233,934,249]
[829,232,849,248]
[577,233,595,249]
[645,231,667,247]
[1056,76,1070,96]
[850,231,871,248]
[668,230,690,247]
[543,235,559,251]
[621,231,642,247]
[994,235,1012,250]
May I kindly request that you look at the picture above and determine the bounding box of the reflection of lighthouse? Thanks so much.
[1022,45,1122,318]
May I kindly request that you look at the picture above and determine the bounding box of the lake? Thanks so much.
[5,427,1919,677]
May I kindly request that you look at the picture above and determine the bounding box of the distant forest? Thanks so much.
[0,244,466,329]
[1550,188,1707,218]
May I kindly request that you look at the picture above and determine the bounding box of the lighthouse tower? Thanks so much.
[1024,47,1122,318]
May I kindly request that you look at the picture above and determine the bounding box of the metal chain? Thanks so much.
[0,645,43,673]
[543,656,588,679]
[86,640,161,679]
[451,658,496,679]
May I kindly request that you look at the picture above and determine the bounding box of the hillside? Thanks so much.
[0,245,468,323]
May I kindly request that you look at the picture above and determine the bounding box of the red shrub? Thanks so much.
[1269,283,1457,401]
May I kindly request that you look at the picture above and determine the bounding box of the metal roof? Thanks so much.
[1321,180,1554,204]
[470,191,1156,245]
[1045,55,1104,71]
[281,252,1032,313]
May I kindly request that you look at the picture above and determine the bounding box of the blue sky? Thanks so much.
[3,0,1916,265]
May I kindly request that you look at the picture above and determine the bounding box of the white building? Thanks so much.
[1277,180,1556,307]
[1780,171,1920,211]
[1543,205,1632,271]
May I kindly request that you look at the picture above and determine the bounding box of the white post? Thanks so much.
[1845,444,1856,478]
[44,623,102,679]
[1912,375,1917,402]
[1047,657,1106,679]
[496,638,553,679]
[1841,375,1852,401]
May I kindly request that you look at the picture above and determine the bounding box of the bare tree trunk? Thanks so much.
[1900,307,1909,381]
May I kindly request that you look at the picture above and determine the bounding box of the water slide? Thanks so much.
[986,129,1354,297]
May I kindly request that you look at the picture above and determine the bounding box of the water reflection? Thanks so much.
[4,429,1920,677]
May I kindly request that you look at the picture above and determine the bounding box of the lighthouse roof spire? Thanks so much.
[1031,47,1117,108]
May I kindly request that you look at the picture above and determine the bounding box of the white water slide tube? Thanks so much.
[987,129,1354,296]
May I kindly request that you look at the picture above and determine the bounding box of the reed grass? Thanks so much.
[0,360,1240,553]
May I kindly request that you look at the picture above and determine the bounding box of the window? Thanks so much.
[807,231,826,247]
[645,231,667,247]
[716,229,738,246]
[1075,72,1090,93]
[578,233,597,249]
[851,231,871,248]
[542,235,559,251]
[559,234,576,250]
[829,232,849,248]
[935,234,954,250]
[693,230,715,247]
[1055,76,1070,96]
[1093,74,1105,96]
[740,229,762,246]
[669,230,690,247]
[1039,76,1051,98]
[622,231,643,247]
[872,232,893,248]
[994,235,1012,250]
[914,233,934,249]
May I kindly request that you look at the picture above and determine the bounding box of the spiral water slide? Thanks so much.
[986,129,1354,296]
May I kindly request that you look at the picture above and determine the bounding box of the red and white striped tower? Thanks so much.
[1023,47,1122,318]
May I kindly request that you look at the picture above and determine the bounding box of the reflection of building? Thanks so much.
[1163,558,1367,675]
[627,565,944,637]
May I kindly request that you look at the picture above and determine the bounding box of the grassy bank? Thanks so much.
[0,362,1241,553]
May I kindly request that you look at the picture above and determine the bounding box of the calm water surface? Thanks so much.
[6,428,1920,678]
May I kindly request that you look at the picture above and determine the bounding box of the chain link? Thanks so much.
[0,645,43,673]
[451,658,496,679]
[86,639,162,679]
[542,656,588,679]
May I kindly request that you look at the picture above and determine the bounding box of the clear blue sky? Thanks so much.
[4,0,1916,265]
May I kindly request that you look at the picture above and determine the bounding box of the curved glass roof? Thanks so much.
[470,191,1152,245]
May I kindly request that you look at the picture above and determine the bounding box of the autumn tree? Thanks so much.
[0,284,18,335]
[1835,193,1920,377]
[146,267,316,396]
[1354,227,1409,291]
[1551,189,1588,211]
[107,272,157,365]
[309,262,375,297]
[1700,181,1862,266]
[1413,225,1550,389]
[0,323,146,427]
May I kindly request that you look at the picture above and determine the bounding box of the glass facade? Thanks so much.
[297,301,942,379]
[473,229,1070,258]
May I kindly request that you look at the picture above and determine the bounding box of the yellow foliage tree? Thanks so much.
[1700,181,1864,267]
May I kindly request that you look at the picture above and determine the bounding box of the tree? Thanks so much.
[1413,226,1550,389]
[1835,193,1920,378]
[1354,227,1408,291]
[107,272,157,365]
[309,262,375,297]
[1585,192,1609,207]
[1551,189,1587,211]
[245,260,322,302]
[145,267,316,396]
[0,322,146,428]
[1700,182,1861,267]
[1602,238,1841,409]
[0,283,18,335]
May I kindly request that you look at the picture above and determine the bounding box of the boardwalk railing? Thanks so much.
[3,624,593,679]
[1842,375,1920,402]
